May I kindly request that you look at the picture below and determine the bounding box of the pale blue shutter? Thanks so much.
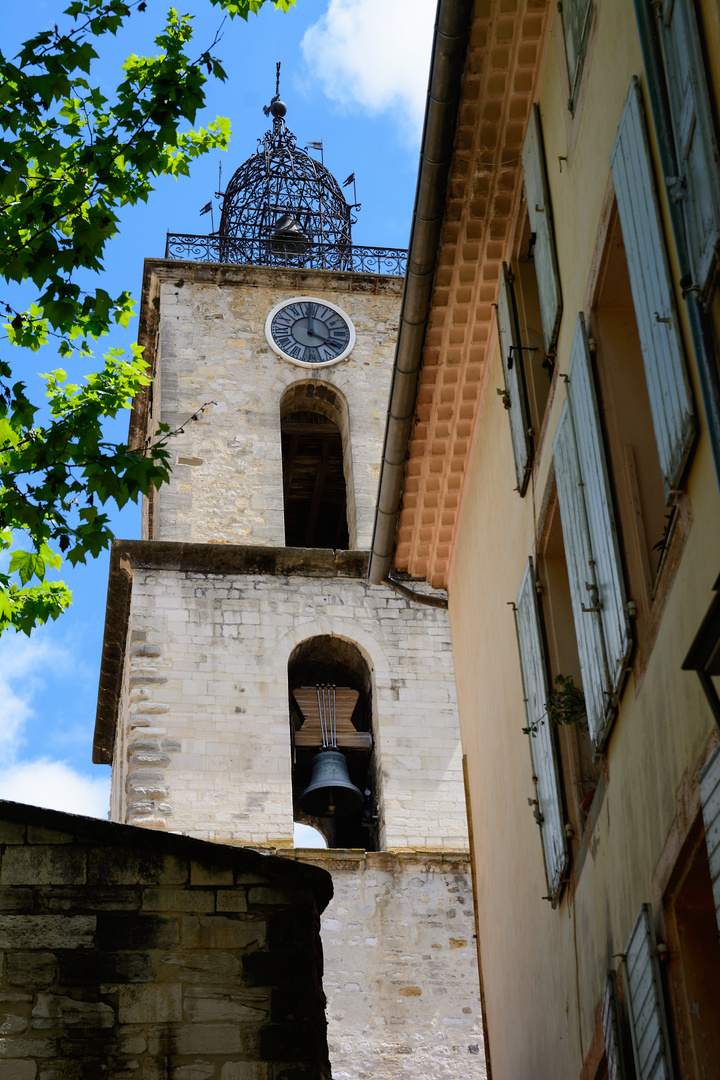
[625,904,675,1080]
[497,261,532,494]
[611,78,695,496]
[699,743,720,934]
[602,970,629,1080]
[658,0,720,295]
[554,316,632,746]
[566,314,632,714]
[514,558,568,902]
[554,400,608,741]
[522,105,563,356]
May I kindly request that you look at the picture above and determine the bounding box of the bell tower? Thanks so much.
[94,82,486,1077]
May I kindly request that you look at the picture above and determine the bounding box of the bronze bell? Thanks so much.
[270,214,308,258]
[300,748,363,818]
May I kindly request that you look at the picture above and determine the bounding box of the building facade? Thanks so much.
[370,0,720,1077]
[94,104,485,1078]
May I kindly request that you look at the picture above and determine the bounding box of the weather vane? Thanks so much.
[263,62,285,118]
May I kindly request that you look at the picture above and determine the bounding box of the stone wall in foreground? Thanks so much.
[289,850,486,1080]
[0,801,332,1080]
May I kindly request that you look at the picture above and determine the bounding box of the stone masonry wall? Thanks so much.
[0,800,332,1080]
[147,266,402,550]
[289,851,486,1080]
[106,548,467,854]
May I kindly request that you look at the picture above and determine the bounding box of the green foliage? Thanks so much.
[523,674,587,738]
[0,0,295,634]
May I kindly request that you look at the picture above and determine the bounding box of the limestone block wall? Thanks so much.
[141,264,402,550]
[0,800,332,1080]
[288,850,486,1080]
[99,545,467,854]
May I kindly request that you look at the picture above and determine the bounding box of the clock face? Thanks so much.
[265,296,355,368]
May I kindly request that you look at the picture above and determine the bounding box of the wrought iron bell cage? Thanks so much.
[217,100,353,267]
[165,73,408,276]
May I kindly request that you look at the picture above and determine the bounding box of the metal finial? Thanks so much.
[263,61,286,119]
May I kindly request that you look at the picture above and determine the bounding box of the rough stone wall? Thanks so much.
[108,549,467,855]
[0,801,332,1080]
[290,851,486,1080]
[148,266,402,550]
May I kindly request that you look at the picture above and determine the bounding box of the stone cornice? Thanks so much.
[392,0,552,588]
[93,541,368,765]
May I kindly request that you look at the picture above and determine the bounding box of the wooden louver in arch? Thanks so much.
[514,558,568,903]
[553,315,632,748]
[624,904,675,1080]
[699,742,720,935]
[610,77,695,499]
[522,104,563,358]
[496,262,533,495]
[656,0,720,299]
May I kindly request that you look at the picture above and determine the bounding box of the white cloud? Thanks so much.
[294,822,328,848]
[0,630,109,820]
[301,0,436,144]
[0,759,110,819]
[0,632,69,754]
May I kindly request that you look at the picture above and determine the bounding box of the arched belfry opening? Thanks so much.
[288,636,379,851]
[280,382,353,549]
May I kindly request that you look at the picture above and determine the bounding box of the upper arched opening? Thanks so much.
[280,382,353,549]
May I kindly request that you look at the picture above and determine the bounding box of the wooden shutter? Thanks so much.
[522,105,563,356]
[496,261,533,494]
[625,904,675,1080]
[658,0,720,295]
[699,742,720,934]
[554,400,608,741]
[610,77,695,496]
[561,0,594,108]
[602,969,629,1080]
[566,314,632,713]
[554,315,631,745]
[514,558,568,902]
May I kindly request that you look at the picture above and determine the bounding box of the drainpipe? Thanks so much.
[368,0,474,589]
[633,0,720,497]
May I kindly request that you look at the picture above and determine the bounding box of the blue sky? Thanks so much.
[0,0,436,824]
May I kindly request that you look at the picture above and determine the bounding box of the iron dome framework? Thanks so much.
[166,86,407,276]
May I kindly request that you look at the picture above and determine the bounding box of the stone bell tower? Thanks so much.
[94,86,485,1079]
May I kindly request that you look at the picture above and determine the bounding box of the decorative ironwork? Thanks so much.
[164,233,407,276]
[165,69,406,276]
[219,78,354,251]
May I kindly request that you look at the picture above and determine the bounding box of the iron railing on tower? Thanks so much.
[164,232,408,277]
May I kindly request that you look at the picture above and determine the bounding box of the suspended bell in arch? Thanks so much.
[300,748,364,818]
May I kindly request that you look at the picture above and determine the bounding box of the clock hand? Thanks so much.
[307,304,314,336]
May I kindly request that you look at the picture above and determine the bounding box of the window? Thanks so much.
[590,208,668,629]
[512,212,555,432]
[662,811,720,1079]
[537,494,599,832]
[496,105,562,494]
[560,0,595,111]
[280,381,355,549]
[654,0,720,299]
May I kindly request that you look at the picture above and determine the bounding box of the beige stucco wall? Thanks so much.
[148,268,402,551]
[446,1,720,1076]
